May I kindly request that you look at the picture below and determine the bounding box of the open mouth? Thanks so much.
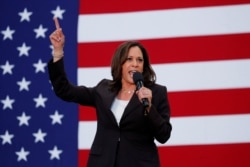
[129,71,137,78]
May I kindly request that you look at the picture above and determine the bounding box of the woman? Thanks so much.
[48,18,172,167]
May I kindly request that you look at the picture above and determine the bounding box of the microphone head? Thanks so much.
[133,72,143,84]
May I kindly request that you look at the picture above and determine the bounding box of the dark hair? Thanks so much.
[110,41,156,91]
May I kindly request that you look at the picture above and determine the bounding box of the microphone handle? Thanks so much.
[142,98,149,107]
[136,81,149,108]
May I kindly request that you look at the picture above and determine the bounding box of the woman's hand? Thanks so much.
[136,87,152,113]
[49,17,65,61]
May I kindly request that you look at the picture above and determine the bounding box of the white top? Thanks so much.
[111,98,129,124]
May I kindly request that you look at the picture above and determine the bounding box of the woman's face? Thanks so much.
[121,46,144,85]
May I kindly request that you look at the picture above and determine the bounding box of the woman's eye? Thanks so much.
[126,57,143,63]
[126,57,132,61]
[137,58,143,62]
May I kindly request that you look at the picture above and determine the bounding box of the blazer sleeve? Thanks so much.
[47,58,95,106]
[146,85,172,144]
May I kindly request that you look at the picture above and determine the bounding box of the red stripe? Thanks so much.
[78,149,89,167]
[78,143,250,167]
[79,88,250,120]
[78,33,250,67]
[79,0,250,14]
[79,106,96,121]
[158,143,250,167]
[169,88,250,117]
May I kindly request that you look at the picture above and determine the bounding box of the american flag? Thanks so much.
[1,0,250,167]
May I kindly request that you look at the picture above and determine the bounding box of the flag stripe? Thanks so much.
[77,59,250,91]
[160,114,250,146]
[79,88,250,120]
[79,0,250,14]
[78,114,250,149]
[168,88,250,117]
[77,4,250,42]
[158,143,250,167]
[78,150,89,167]
[78,33,250,67]
[79,106,96,121]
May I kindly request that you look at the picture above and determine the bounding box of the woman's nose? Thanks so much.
[132,59,138,66]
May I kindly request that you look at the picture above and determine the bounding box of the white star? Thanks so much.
[17,42,31,57]
[48,146,63,160]
[0,130,14,145]
[50,110,64,125]
[33,24,48,38]
[1,95,15,110]
[1,26,15,40]
[17,112,31,126]
[51,6,66,19]
[18,8,33,22]
[0,60,14,75]
[33,93,48,108]
[17,77,31,91]
[33,129,47,143]
[15,147,30,161]
[33,59,47,73]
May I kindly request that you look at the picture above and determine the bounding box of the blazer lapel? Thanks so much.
[101,88,118,125]
[120,93,142,122]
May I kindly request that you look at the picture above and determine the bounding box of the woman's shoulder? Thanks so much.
[95,78,112,88]
[97,78,112,84]
[150,83,167,93]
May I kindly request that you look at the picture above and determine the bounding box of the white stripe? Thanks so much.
[78,4,250,42]
[78,114,250,149]
[77,59,250,92]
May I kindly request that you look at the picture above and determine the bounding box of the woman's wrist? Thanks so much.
[53,50,64,58]
[52,50,64,62]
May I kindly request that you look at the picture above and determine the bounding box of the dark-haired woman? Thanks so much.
[48,17,172,167]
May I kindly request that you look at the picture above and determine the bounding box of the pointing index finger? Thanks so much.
[54,17,60,30]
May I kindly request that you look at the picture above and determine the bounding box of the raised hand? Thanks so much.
[49,17,65,61]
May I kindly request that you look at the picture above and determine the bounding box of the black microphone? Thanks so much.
[133,72,149,108]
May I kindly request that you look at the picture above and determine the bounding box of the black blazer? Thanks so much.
[48,59,172,167]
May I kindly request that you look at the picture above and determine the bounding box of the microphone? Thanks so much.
[133,72,149,108]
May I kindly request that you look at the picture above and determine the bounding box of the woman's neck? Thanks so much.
[117,87,135,101]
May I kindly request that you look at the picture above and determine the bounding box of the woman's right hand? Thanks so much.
[49,17,65,61]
